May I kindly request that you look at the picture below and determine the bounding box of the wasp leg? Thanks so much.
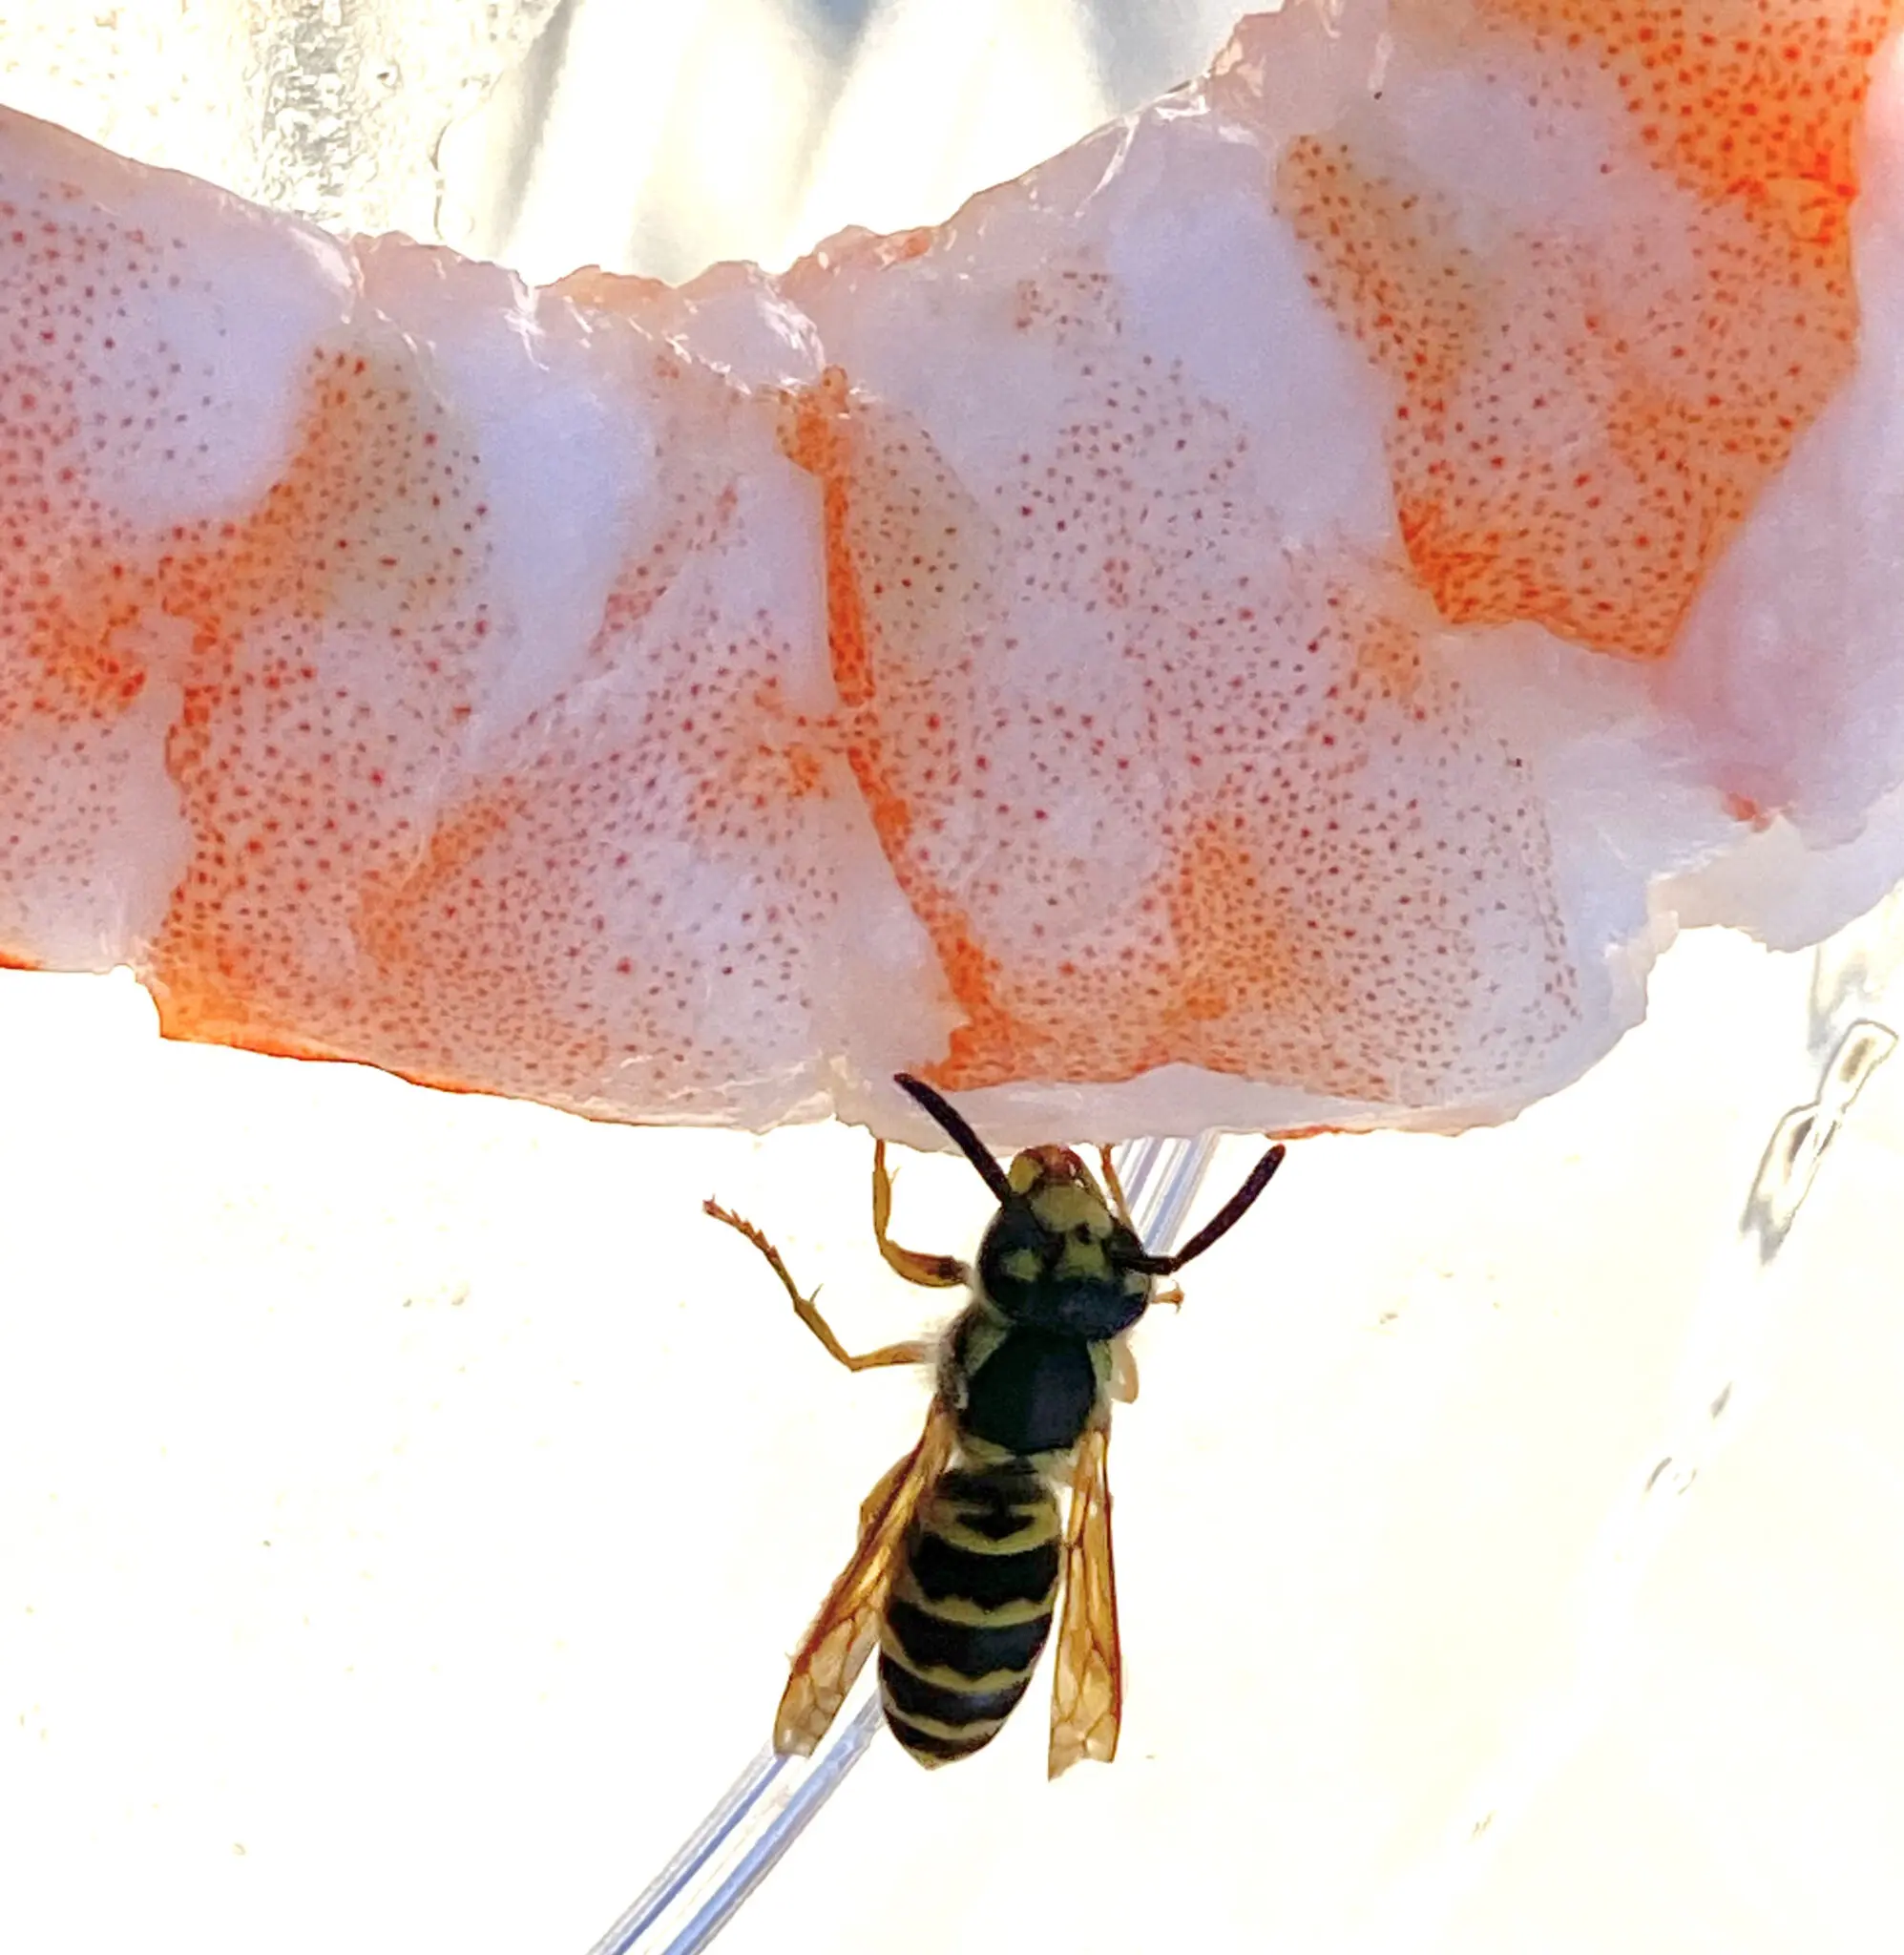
[704,1200,931,1372]
[871,1140,969,1290]
[1098,1146,1182,1308]
[1098,1146,1135,1230]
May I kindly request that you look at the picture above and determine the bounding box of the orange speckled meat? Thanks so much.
[6,1,1904,1145]
[1276,0,1890,658]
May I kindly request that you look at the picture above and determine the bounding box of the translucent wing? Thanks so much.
[1048,1419,1121,1776]
[773,1398,958,1755]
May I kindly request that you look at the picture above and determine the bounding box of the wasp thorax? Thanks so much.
[974,1146,1153,1339]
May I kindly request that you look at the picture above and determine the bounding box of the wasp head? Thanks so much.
[975,1146,1152,1340]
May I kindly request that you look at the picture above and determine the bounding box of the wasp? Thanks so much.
[705,1073,1286,1776]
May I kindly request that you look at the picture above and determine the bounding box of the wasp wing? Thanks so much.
[773,1398,958,1756]
[1047,1419,1121,1776]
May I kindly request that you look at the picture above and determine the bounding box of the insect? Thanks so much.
[705,1072,1286,1775]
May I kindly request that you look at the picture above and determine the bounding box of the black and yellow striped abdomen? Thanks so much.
[878,1461,1060,1766]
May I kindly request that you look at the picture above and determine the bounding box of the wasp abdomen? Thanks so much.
[878,1462,1059,1766]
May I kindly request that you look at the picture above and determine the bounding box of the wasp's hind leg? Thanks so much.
[704,1201,931,1372]
[871,1140,970,1291]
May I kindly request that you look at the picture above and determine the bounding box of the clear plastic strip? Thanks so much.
[584,1128,1221,1955]
[583,1745,788,1955]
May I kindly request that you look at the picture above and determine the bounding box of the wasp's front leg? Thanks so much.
[705,1201,931,1371]
[870,1140,970,1290]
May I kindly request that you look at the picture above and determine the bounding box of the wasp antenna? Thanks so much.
[1117,1142,1287,1275]
[892,1073,1016,1207]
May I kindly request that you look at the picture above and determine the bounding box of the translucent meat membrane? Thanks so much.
[4,0,1904,1146]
